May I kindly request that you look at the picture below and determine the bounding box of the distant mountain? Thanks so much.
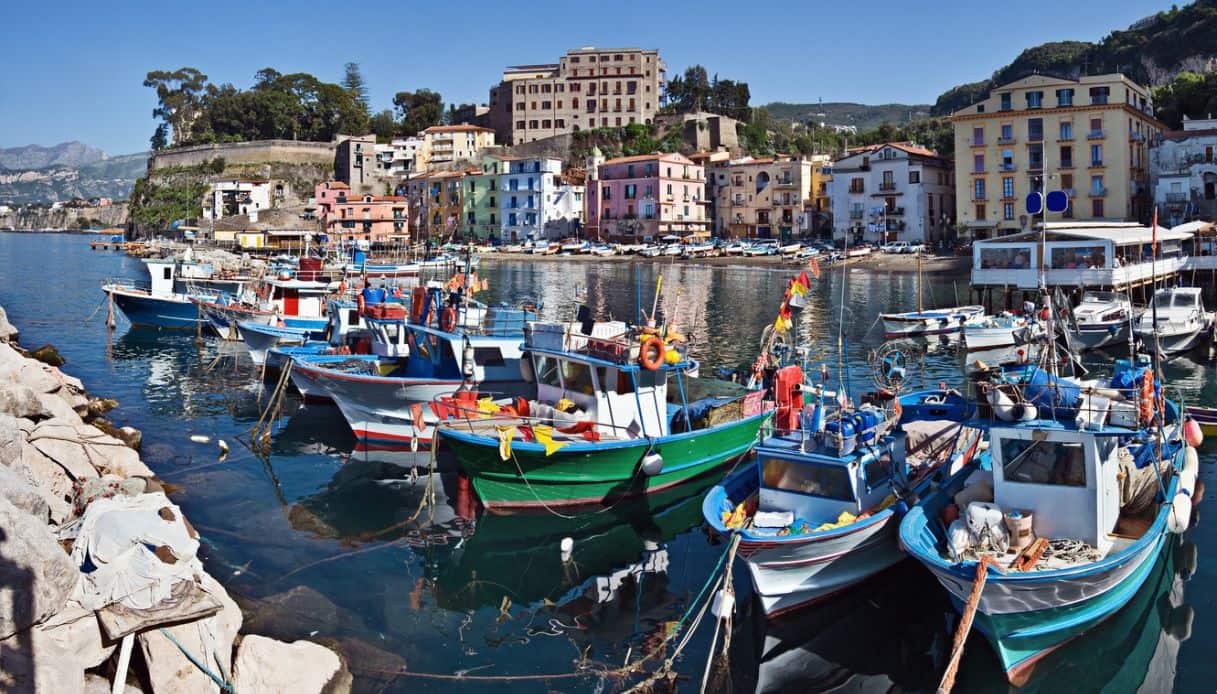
[0,141,108,170]
[762,102,933,131]
[0,151,147,205]
[932,2,1217,115]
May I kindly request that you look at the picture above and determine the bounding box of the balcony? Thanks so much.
[1028,133,1044,143]
[1089,187,1107,197]
[774,177,796,188]
[1165,192,1189,204]
[972,194,987,202]
[886,206,905,216]
[997,135,1016,145]
[879,182,897,191]
[1130,132,1147,143]
[1027,161,1044,173]
[1089,160,1104,168]
[1087,130,1105,140]
[1000,163,1017,172]
[848,187,865,194]
[1059,160,1074,169]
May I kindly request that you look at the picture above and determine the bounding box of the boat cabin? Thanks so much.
[263,278,330,319]
[363,317,527,384]
[989,424,1121,554]
[756,434,906,523]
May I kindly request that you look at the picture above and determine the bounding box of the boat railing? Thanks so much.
[103,278,151,292]
[433,393,653,442]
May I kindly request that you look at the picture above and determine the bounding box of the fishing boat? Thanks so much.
[290,289,535,448]
[590,245,617,257]
[435,319,771,512]
[1067,290,1139,352]
[898,358,1201,685]
[704,368,982,618]
[102,257,247,329]
[1132,287,1213,355]
[683,241,716,258]
[963,313,1042,351]
[1184,405,1217,438]
[559,239,589,254]
[881,252,983,338]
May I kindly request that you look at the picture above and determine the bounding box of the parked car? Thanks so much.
[906,242,926,254]
[881,241,911,254]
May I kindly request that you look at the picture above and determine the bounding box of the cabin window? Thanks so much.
[473,347,505,367]
[863,452,893,491]
[163,267,172,280]
[382,323,401,343]
[560,361,596,395]
[534,355,563,388]
[614,369,636,394]
[1000,438,1086,487]
[762,458,853,501]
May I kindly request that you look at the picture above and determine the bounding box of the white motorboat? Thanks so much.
[1069,290,1139,351]
[1133,287,1213,355]
[589,245,616,257]
[963,313,1042,351]
[662,243,684,256]
[779,242,803,256]
[639,245,662,258]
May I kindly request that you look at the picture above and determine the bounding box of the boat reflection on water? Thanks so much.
[730,535,1193,693]
[431,471,721,614]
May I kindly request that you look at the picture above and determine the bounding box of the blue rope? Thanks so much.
[675,535,733,629]
[158,628,236,693]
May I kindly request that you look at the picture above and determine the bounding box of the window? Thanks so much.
[973,153,985,173]
[1060,121,1073,140]
[762,459,854,500]
[909,170,920,184]
[973,126,984,146]
[973,178,986,200]
[1056,88,1074,107]
[534,355,563,388]
[1090,175,1104,194]
[1002,177,1014,199]
[1092,199,1104,216]
[1000,124,1013,141]
[1028,118,1043,142]
[515,120,525,129]
[1003,202,1015,220]
[975,203,986,220]
[1089,86,1110,105]
[625,184,636,199]
[1090,144,1103,166]
[1001,149,1014,170]
[1000,438,1086,487]
[999,93,1012,111]
[601,185,610,200]
[1060,145,1073,167]
[1026,91,1043,109]
[863,453,893,491]
[1028,144,1044,170]
[1089,118,1103,138]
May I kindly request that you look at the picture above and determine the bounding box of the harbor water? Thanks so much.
[1,231,1212,692]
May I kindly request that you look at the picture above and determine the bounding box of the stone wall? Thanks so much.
[502,134,577,164]
[150,140,337,171]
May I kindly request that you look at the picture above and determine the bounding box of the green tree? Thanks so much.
[143,67,209,146]
[1153,71,1217,129]
[342,62,370,113]
[150,123,169,151]
[371,109,398,141]
[393,89,444,135]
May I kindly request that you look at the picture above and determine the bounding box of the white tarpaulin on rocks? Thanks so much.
[67,492,203,611]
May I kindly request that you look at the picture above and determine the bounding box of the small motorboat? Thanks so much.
[964,313,1042,351]
[1133,287,1213,355]
[1069,291,1139,352]
[1185,405,1217,438]
[882,306,985,338]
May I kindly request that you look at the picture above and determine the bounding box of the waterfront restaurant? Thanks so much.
[970,222,1194,293]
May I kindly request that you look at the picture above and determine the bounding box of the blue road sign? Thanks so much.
[1026,192,1043,214]
[1046,190,1068,212]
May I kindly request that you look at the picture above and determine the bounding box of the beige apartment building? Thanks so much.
[710,156,815,239]
[419,124,496,170]
[951,74,1164,238]
[487,47,665,145]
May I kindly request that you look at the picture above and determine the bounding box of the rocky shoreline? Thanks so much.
[0,303,351,693]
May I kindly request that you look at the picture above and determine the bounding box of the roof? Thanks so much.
[423,124,495,135]
[601,152,695,166]
[1170,220,1217,235]
[1163,128,1217,141]
[976,222,1194,246]
[321,181,350,189]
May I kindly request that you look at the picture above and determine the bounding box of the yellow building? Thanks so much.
[951,74,1163,238]
[420,125,497,171]
[808,154,833,234]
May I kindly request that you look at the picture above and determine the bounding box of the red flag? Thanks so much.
[797,270,811,287]
[808,257,821,279]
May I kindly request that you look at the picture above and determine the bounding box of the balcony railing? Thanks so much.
[849,187,865,194]
[879,182,897,191]
[1000,163,1017,172]
[886,206,905,216]
[997,136,1016,145]
[972,138,985,147]
[1090,160,1104,168]
[1130,132,1147,142]
[1165,192,1189,203]
[1087,131,1105,140]
[849,209,864,219]
[1028,133,1044,142]
[1089,187,1107,197]
[1059,160,1074,169]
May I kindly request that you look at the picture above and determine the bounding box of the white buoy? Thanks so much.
[1169,492,1193,534]
[217,439,229,456]
[641,452,664,476]
[711,587,735,618]
[560,536,574,562]
[1179,467,1197,499]
[1184,446,1199,479]
[189,434,210,444]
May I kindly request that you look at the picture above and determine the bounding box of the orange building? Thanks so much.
[324,193,409,246]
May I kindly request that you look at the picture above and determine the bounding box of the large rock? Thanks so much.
[232,635,350,694]
[29,422,99,482]
[0,614,87,693]
[137,571,242,694]
[36,391,83,425]
[0,462,50,522]
[13,441,75,524]
[29,421,152,480]
[84,673,143,694]
[0,305,17,343]
[27,345,64,368]
[0,413,21,464]
[0,344,64,395]
[0,383,50,420]
[40,604,115,670]
[0,496,78,639]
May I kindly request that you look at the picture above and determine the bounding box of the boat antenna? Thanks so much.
[916,250,924,315]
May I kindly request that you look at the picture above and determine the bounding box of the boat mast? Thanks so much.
[917,251,924,314]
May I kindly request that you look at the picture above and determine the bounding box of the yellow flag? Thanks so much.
[477,397,499,416]
[496,425,517,461]
[532,425,568,456]
[789,280,807,297]
[773,314,792,334]
[555,398,576,412]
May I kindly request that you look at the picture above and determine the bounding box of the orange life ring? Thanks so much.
[1139,371,1154,424]
[440,306,457,332]
[640,336,665,371]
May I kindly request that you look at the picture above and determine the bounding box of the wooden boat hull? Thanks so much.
[440,411,770,513]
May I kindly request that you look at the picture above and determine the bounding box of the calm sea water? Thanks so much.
[0,231,1212,693]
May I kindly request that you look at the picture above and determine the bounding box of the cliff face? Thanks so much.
[0,141,107,170]
[0,203,129,231]
[0,153,147,205]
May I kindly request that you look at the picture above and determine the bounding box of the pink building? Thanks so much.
[325,194,409,246]
[585,151,709,241]
[314,181,352,222]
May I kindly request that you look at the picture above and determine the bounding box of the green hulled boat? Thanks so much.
[437,319,771,512]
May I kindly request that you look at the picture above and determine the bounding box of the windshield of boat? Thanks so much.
[762,458,855,500]
[1000,438,1087,487]
[1082,291,1119,304]
[1174,293,1198,308]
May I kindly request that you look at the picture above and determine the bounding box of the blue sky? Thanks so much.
[0,0,1165,155]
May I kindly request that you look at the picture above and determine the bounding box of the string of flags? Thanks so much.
[773,270,813,334]
[446,271,490,294]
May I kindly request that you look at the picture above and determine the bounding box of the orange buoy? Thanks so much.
[639,336,665,371]
[1183,418,1204,448]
